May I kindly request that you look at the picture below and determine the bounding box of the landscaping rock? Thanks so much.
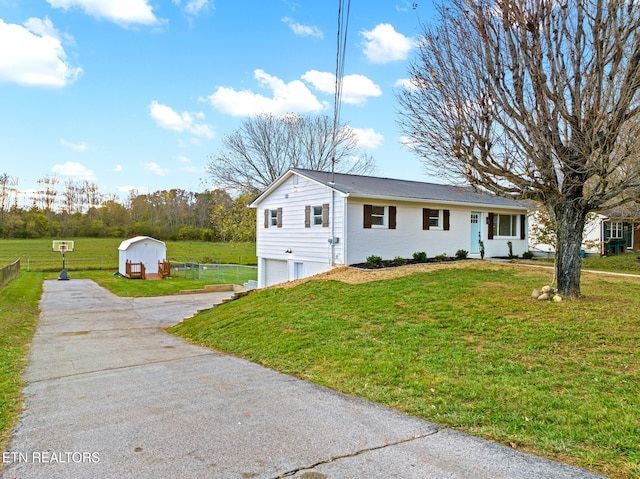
[537,293,549,301]
[541,285,554,294]
[552,295,563,303]
[531,289,541,299]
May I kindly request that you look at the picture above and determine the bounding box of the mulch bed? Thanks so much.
[350,257,465,269]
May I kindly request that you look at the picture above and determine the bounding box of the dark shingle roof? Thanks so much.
[293,169,528,210]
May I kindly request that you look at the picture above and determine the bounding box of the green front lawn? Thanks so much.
[170,264,640,479]
[0,273,42,450]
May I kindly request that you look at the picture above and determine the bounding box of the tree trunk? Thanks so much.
[552,200,587,298]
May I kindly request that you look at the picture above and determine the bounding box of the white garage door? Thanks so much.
[264,259,288,287]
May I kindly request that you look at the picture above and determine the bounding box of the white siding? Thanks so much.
[345,199,528,264]
[254,173,346,287]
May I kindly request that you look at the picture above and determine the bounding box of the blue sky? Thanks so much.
[0,0,438,204]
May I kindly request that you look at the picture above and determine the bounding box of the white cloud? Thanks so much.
[52,161,96,180]
[302,70,382,106]
[394,78,415,89]
[46,0,163,26]
[349,127,384,149]
[175,155,190,163]
[114,165,123,172]
[282,16,322,38]
[149,101,215,138]
[172,0,213,16]
[60,138,89,152]
[0,17,82,87]
[144,162,169,176]
[360,23,414,64]
[207,69,328,116]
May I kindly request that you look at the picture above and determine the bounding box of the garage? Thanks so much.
[264,259,288,287]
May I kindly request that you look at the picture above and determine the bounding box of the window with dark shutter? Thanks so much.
[304,206,311,228]
[389,206,397,229]
[423,208,430,230]
[277,207,283,228]
[322,203,329,227]
[443,209,450,230]
[488,213,494,239]
[364,204,372,228]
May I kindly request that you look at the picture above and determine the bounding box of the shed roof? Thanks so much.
[118,236,166,251]
[251,169,529,210]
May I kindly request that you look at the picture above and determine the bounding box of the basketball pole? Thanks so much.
[58,248,69,281]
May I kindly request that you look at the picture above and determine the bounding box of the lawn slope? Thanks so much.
[171,265,640,479]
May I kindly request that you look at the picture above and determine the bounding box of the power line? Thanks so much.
[332,0,351,181]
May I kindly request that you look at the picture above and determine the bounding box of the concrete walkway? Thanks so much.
[2,279,606,479]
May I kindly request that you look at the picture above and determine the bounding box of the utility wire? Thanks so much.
[332,0,351,181]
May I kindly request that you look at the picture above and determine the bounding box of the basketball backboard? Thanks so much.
[52,240,75,253]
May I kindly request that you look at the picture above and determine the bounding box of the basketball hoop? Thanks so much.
[52,240,74,280]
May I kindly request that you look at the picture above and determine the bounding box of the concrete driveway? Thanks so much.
[1,279,606,479]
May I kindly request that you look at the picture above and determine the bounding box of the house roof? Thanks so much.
[252,169,529,210]
[118,236,166,251]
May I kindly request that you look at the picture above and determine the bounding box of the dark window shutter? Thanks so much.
[264,209,269,228]
[304,206,311,228]
[488,212,494,240]
[363,204,372,228]
[277,207,283,228]
[322,203,329,227]
[443,209,450,230]
[423,208,430,230]
[389,206,397,229]
[520,214,526,240]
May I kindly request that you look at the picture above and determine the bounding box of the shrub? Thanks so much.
[522,251,534,259]
[507,241,514,258]
[366,255,383,267]
[479,240,485,259]
[413,251,428,262]
[435,253,449,261]
[393,256,407,265]
[455,249,469,259]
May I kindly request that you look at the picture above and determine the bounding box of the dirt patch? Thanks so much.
[271,260,514,288]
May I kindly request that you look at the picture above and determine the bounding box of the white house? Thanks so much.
[529,205,640,257]
[250,169,531,288]
[118,236,167,276]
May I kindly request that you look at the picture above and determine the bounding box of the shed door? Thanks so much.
[265,259,288,287]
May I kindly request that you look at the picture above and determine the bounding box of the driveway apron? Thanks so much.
[2,279,605,479]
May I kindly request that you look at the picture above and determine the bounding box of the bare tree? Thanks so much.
[34,175,60,212]
[206,113,376,193]
[0,173,18,212]
[397,0,640,297]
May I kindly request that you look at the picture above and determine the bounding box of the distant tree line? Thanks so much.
[0,174,255,242]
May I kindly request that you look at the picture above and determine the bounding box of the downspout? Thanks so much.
[330,185,335,266]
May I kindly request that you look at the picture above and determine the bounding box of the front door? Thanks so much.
[470,212,481,254]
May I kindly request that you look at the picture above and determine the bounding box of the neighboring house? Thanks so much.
[249,169,530,288]
[118,236,167,276]
[528,205,640,257]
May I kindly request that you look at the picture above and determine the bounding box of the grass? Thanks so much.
[0,273,43,452]
[170,264,640,479]
[1,251,638,477]
[0,238,257,272]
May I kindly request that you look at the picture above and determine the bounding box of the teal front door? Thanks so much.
[470,212,481,254]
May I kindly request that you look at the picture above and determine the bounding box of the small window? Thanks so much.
[609,222,624,239]
[312,206,323,226]
[371,205,386,227]
[493,214,518,237]
[270,209,278,227]
[429,209,441,228]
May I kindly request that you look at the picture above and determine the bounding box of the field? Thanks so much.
[0,238,257,272]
